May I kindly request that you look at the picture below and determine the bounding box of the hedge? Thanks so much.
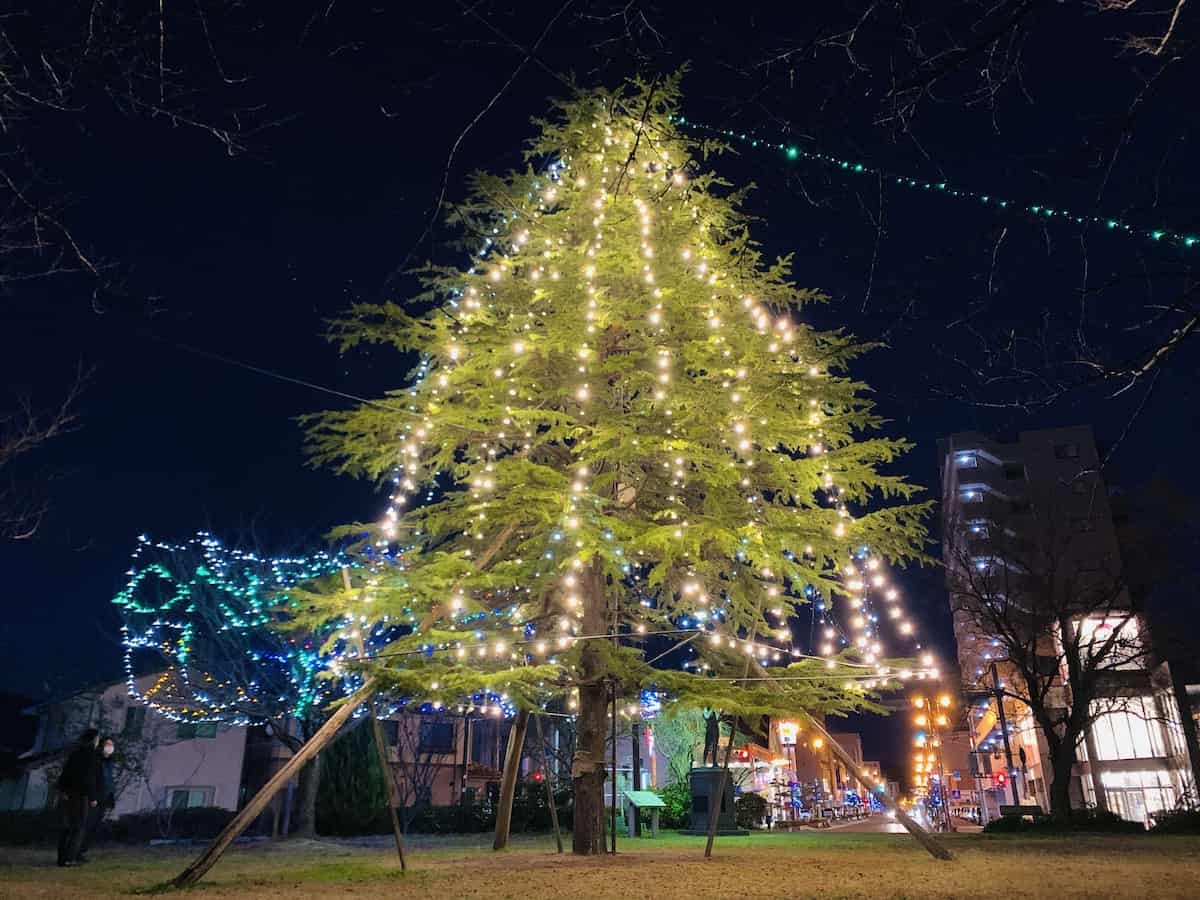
[982,809,1144,834]
[0,806,235,845]
[1150,809,1200,834]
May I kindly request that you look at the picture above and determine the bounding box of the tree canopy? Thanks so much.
[299,74,932,728]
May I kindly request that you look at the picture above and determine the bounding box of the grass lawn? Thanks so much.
[2,829,1198,899]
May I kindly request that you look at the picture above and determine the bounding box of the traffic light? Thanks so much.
[533,771,544,782]
[995,771,1007,788]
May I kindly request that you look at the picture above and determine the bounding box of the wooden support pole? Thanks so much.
[368,713,407,869]
[533,712,563,853]
[170,681,376,889]
[705,594,761,859]
[631,720,642,837]
[493,708,531,850]
[610,681,618,855]
[342,568,407,870]
[804,712,952,861]
[703,711,740,859]
[733,650,951,862]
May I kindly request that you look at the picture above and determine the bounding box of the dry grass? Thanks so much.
[1,830,1198,899]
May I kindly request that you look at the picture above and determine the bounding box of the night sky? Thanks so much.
[2,2,1197,782]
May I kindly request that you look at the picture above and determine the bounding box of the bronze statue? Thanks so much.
[702,708,720,766]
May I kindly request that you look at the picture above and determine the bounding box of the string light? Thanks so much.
[113,533,359,723]
[306,79,935,729]
[672,116,1199,254]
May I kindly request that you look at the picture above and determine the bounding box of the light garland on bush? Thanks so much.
[114,533,365,723]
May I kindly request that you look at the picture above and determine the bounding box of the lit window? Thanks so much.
[1076,616,1143,670]
[1088,698,1164,760]
[956,453,978,469]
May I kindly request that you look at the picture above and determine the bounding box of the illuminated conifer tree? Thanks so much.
[304,75,930,855]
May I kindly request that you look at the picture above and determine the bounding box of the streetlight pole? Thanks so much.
[989,663,1020,807]
[965,707,990,828]
[811,736,826,824]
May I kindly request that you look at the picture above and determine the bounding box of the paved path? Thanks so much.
[824,814,983,834]
[834,814,910,833]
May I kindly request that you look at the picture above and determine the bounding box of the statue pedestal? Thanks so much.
[679,766,749,836]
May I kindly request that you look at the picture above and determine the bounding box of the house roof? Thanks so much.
[21,676,128,715]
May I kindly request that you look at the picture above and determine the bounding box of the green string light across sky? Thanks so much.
[673,116,1198,253]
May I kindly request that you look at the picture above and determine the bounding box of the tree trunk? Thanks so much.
[573,679,607,854]
[1048,746,1076,819]
[293,752,321,838]
[571,563,608,856]
[279,778,293,837]
[494,708,531,850]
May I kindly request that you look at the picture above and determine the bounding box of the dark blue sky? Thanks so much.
[2,2,1196,779]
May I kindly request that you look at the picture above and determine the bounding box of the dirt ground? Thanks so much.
[2,830,1198,898]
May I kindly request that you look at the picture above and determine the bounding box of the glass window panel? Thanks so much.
[1090,711,1119,760]
[1089,699,1165,761]
[1115,711,1136,759]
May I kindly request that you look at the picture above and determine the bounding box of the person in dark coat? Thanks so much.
[77,736,117,861]
[56,728,102,867]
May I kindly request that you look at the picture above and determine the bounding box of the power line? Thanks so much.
[146,334,404,411]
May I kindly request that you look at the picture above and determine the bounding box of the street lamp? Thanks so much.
[912,692,955,832]
[809,737,827,823]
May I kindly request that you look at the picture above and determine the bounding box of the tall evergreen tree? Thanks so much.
[303,75,930,855]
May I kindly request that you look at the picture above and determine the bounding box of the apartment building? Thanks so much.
[939,427,1195,824]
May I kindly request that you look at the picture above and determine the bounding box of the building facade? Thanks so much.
[2,676,896,830]
[2,674,247,815]
[939,426,1195,824]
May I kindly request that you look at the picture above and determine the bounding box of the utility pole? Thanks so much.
[913,692,954,833]
[989,663,1020,807]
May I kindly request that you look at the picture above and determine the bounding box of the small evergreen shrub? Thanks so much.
[654,782,691,829]
[735,791,769,829]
